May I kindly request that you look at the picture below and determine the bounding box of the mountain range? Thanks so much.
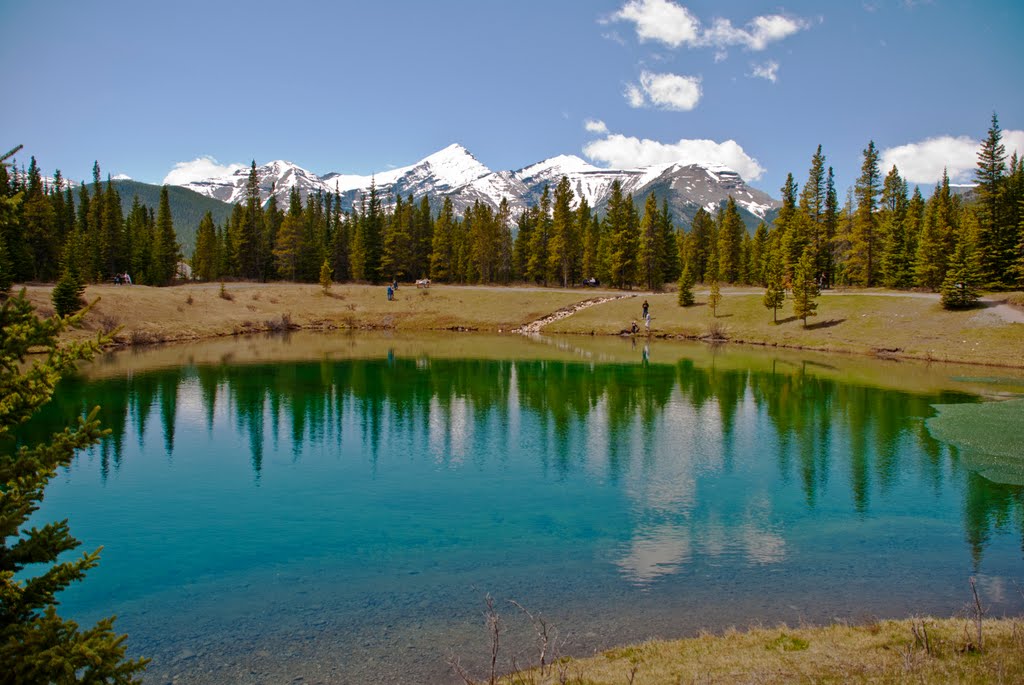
[175,144,780,232]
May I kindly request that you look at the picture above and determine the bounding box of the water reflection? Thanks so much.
[25,350,1024,579]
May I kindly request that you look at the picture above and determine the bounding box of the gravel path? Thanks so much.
[514,294,634,334]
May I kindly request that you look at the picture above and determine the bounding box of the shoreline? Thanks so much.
[17,281,1022,370]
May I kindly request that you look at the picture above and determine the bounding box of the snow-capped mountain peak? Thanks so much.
[173,144,780,229]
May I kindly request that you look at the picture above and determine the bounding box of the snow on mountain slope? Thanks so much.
[173,144,779,227]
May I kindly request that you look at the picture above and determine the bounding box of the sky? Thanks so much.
[3,0,1022,200]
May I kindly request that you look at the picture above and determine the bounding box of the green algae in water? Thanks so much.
[927,398,1024,486]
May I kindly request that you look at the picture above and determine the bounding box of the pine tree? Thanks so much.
[1,290,149,683]
[192,212,218,281]
[273,187,305,281]
[707,253,721,316]
[775,173,803,278]
[791,248,820,327]
[914,172,956,290]
[688,207,715,282]
[676,261,695,306]
[22,156,58,282]
[849,141,881,286]
[708,278,722,317]
[361,179,384,283]
[762,244,786,323]
[637,193,663,290]
[941,236,981,309]
[51,238,85,317]
[750,221,769,286]
[319,258,333,293]
[879,166,910,288]
[716,197,745,283]
[974,112,1009,286]
[799,145,827,273]
[547,176,577,287]
[658,198,680,284]
[512,209,532,281]
[152,185,179,285]
[236,162,264,280]
[429,197,456,281]
[496,198,514,283]
[527,186,551,284]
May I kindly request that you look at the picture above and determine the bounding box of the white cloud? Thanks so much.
[750,60,779,83]
[582,133,765,180]
[624,83,646,108]
[609,0,808,53]
[610,0,700,48]
[584,118,609,134]
[625,71,702,111]
[880,130,1024,185]
[163,156,244,185]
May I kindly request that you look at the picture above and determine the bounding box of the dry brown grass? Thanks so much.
[500,617,1024,685]
[547,287,1024,367]
[17,282,1024,368]
[19,282,588,346]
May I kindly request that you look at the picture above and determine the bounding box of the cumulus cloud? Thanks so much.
[750,60,779,83]
[609,0,700,48]
[625,71,702,111]
[710,14,808,50]
[582,133,765,180]
[880,130,1024,185]
[163,156,245,185]
[624,83,646,108]
[584,119,609,134]
[608,0,808,52]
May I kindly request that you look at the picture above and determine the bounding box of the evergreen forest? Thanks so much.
[2,114,1022,296]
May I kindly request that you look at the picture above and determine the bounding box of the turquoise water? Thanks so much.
[22,336,1024,683]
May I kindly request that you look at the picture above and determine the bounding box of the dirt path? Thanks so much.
[514,294,635,334]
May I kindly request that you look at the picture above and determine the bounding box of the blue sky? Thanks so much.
[3,0,1022,199]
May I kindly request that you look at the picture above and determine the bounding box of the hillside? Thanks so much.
[71,180,235,254]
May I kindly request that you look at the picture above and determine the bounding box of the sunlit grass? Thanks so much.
[499,618,1024,685]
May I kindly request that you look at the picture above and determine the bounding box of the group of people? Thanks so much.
[386,279,398,301]
[112,272,132,285]
[630,299,651,335]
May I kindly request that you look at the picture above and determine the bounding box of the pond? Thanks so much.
[23,333,1024,684]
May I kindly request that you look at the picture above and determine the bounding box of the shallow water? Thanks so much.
[22,333,1024,684]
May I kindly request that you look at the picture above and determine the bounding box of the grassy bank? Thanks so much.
[493,617,1024,685]
[547,288,1024,367]
[18,282,1024,367]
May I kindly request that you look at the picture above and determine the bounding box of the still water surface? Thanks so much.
[26,334,1024,683]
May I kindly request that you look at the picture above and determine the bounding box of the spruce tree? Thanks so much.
[706,253,721,316]
[526,186,551,284]
[51,242,85,318]
[429,197,456,281]
[637,193,663,290]
[974,112,1009,286]
[716,197,745,283]
[791,248,820,327]
[676,261,695,306]
[762,244,786,323]
[547,176,577,287]
[319,258,333,293]
[941,236,981,309]
[708,278,722,317]
[850,141,881,286]
[152,185,179,285]
[688,207,714,282]
[192,212,218,281]
[659,198,680,284]
[1,290,149,683]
